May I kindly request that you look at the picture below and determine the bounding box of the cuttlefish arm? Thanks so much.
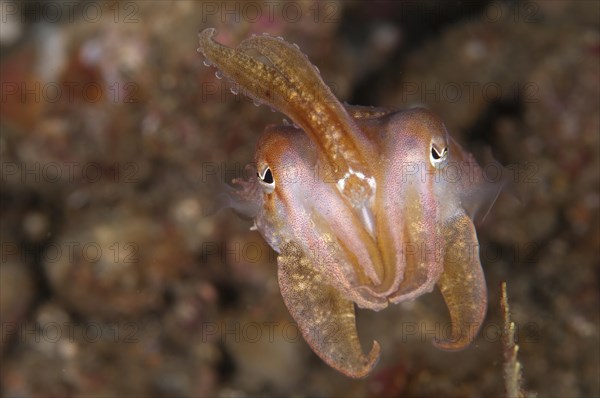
[434,211,487,350]
[198,28,375,207]
[277,241,380,378]
[344,104,399,120]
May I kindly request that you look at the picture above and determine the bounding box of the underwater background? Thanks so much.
[1,1,598,396]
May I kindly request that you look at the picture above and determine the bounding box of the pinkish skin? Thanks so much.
[198,28,504,378]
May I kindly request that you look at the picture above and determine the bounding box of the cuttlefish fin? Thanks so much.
[277,241,380,378]
[434,212,487,350]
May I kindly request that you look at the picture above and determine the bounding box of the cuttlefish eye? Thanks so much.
[257,165,275,193]
[430,144,448,166]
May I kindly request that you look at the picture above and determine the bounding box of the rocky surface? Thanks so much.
[1,1,598,397]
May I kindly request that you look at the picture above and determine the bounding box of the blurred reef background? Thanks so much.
[0,1,598,397]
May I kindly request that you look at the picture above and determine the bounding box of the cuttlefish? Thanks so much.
[198,28,505,378]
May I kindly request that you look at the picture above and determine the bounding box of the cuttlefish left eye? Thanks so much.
[257,165,275,193]
[430,143,448,167]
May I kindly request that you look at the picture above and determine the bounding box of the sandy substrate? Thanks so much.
[1,1,598,397]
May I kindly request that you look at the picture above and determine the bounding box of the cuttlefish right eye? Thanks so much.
[257,165,275,193]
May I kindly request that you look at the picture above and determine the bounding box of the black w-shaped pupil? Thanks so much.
[259,168,274,184]
[432,146,446,160]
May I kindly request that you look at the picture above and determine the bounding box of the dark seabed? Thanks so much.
[1,1,598,397]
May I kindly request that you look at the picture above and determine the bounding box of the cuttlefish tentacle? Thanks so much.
[277,241,380,378]
[434,212,487,350]
[198,28,375,207]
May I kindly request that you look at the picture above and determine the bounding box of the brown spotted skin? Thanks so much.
[198,29,502,377]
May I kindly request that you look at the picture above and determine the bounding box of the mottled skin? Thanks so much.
[198,29,501,378]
